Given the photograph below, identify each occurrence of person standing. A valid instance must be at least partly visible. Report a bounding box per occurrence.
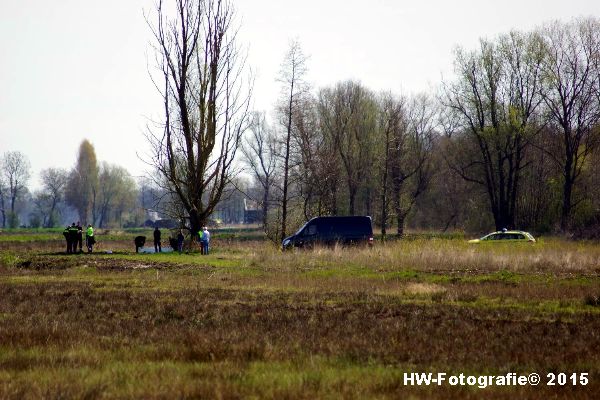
[197,229,204,254]
[153,226,162,253]
[176,230,185,254]
[201,226,210,255]
[76,221,83,253]
[86,224,95,253]
[63,225,71,254]
[68,223,78,254]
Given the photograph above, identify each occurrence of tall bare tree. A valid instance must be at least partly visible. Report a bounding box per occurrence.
[443,31,545,230]
[293,94,340,218]
[377,92,406,238]
[389,94,436,236]
[39,168,68,227]
[539,18,600,231]
[277,39,309,240]
[0,152,31,228]
[241,111,278,229]
[94,163,137,228]
[0,176,6,228]
[319,81,377,215]
[147,0,252,235]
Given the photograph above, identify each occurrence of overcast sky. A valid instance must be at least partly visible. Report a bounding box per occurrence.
[1,0,599,189]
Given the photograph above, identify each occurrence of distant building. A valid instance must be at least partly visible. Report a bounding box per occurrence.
[243,198,262,224]
[144,209,178,228]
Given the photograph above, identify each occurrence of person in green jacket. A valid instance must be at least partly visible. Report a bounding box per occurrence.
[197,229,204,254]
[86,224,95,253]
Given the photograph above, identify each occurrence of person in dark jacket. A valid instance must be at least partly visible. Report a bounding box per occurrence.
[63,226,71,254]
[176,230,184,254]
[153,227,162,253]
[76,221,83,253]
[67,223,78,254]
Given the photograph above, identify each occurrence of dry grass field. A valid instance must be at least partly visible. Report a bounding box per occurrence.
[0,229,599,399]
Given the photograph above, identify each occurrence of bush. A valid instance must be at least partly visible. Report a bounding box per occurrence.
[7,212,19,229]
[29,214,42,229]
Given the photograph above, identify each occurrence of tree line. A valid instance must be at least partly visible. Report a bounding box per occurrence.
[240,18,600,241]
[141,1,599,240]
[0,141,142,229]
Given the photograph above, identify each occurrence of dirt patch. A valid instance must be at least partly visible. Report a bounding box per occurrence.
[13,255,213,272]
[16,257,79,270]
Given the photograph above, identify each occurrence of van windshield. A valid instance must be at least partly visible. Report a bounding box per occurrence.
[295,222,309,236]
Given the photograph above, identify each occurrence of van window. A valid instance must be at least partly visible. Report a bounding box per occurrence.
[304,224,317,236]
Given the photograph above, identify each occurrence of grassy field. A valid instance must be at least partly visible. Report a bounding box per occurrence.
[0,229,599,399]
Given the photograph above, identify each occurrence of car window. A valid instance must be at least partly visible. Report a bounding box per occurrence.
[295,222,309,236]
[302,224,317,236]
[480,232,529,241]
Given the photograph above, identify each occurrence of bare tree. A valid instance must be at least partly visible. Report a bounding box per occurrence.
[146,0,252,235]
[94,163,137,228]
[389,94,436,236]
[293,94,340,218]
[0,177,6,228]
[443,31,545,231]
[539,18,600,231]
[39,168,68,227]
[377,92,406,239]
[277,39,309,240]
[319,81,377,215]
[1,151,31,228]
[241,111,278,229]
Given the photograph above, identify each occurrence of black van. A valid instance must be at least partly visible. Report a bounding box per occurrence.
[282,216,374,250]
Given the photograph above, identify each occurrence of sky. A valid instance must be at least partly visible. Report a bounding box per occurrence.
[1,0,599,190]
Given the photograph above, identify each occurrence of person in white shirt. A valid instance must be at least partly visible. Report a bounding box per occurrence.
[201,226,210,255]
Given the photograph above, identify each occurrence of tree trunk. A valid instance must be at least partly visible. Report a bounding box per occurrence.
[396,212,405,237]
[365,187,372,218]
[0,195,5,228]
[380,191,387,239]
[380,130,390,240]
[47,197,58,228]
[281,79,294,241]
[561,173,573,232]
[348,181,356,215]
[380,169,389,240]
[189,209,203,239]
[281,133,291,240]
[262,179,269,230]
